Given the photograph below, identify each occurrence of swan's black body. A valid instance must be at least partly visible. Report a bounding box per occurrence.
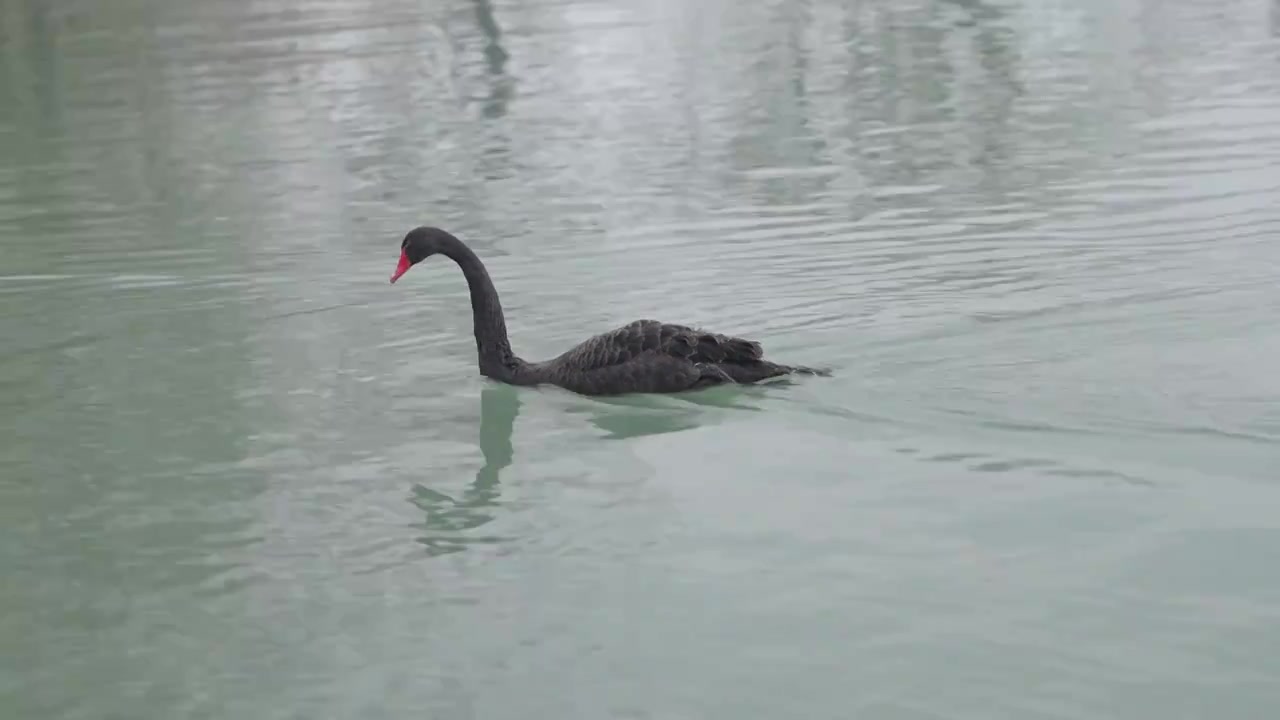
[390,227,828,396]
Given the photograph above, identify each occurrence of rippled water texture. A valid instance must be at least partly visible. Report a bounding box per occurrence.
[3,0,1280,717]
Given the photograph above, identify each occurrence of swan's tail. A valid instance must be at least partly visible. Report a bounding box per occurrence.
[784,364,832,377]
[718,361,831,384]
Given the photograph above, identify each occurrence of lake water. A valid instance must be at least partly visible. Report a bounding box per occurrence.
[3,0,1280,717]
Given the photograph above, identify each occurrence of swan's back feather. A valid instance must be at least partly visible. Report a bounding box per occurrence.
[543,319,762,372]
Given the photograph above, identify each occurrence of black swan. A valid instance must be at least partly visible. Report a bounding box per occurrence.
[389,226,829,396]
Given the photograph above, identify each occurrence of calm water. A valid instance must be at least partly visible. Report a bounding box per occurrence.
[3,0,1280,717]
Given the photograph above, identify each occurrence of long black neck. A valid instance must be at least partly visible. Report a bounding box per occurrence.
[439,236,522,379]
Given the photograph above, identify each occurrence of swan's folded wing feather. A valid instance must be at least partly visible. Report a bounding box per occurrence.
[550,353,706,395]
[659,324,763,364]
[548,319,668,371]
[549,320,764,372]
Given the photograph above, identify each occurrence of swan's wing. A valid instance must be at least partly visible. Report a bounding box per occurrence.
[546,320,671,371]
[550,320,763,372]
[674,327,764,364]
[550,353,708,395]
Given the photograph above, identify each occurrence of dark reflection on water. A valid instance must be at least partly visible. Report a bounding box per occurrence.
[471,0,513,119]
[406,381,794,552]
[573,381,799,440]
[584,402,706,441]
[410,386,517,555]
[408,382,773,552]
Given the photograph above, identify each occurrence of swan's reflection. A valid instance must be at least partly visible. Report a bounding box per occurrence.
[409,383,774,552]
[473,0,513,119]
[411,385,518,555]
[577,384,768,440]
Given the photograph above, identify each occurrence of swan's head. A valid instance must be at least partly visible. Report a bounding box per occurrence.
[390,226,455,284]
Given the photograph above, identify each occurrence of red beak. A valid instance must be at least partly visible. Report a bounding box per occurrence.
[390,250,411,284]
